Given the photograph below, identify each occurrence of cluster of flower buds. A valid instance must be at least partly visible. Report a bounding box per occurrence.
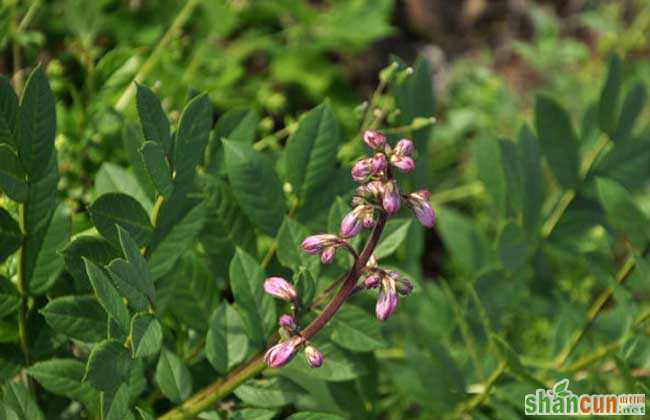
[263,277,324,368]
[362,269,413,321]
[263,129,435,368]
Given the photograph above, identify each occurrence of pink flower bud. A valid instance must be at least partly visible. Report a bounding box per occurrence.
[394,139,414,157]
[264,336,302,368]
[301,234,339,254]
[278,314,297,330]
[340,206,365,238]
[390,155,415,173]
[304,344,324,368]
[382,181,401,215]
[263,277,297,301]
[376,277,398,321]
[371,153,387,173]
[320,246,336,264]
[363,272,381,289]
[407,190,435,227]
[366,181,385,197]
[363,130,386,150]
[351,158,373,182]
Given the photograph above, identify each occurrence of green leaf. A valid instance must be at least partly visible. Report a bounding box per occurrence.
[223,140,287,236]
[2,381,44,420]
[0,279,19,317]
[230,408,278,420]
[96,162,153,212]
[0,208,21,263]
[233,377,302,408]
[496,222,529,272]
[293,268,316,311]
[0,75,18,145]
[229,248,276,346]
[393,58,436,142]
[199,177,256,275]
[436,207,490,276]
[89,192,153,247]
[614,83,647,141]
[206,303,249,373]
[173,93,212,186]
[329,304,387,352]
[374,219,411,259]
[205,108,259,174]
[155,348,192,403]
[148,198,206,280]
[115,226,155,304]
[62,236,121,292]
[534,95,579,188]
[102,384,134,420]
[108,259,150,311]
[122,122,156,200]
[136,407,155,420]
[136,83,171,153]
[16,65,56,180]
[84,258,131,334]
[285,103,339,201]
[40,296,107,342]
[23,152,58,232]
[516,125,545,234]
[140,141,173,198]
[598,54,622,136]
[471,137,507,215]
[129,313,162,358]
[276,217,319,276]
[596,177,648,247]
[28,359,99,412]
[84,339,132,392]
[0,144,27,202]
[24,202,71,294]
[327,197,349,234]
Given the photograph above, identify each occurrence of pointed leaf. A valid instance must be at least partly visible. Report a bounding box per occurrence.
[0,208,21,263]
[40,296,107,342]
[89,192,153,247]
[329,305,387,352]
[84,339,132,392]
[84,258,131,334]
[374,219,411,259]
[2,382,44,420]
[96,162,153,212]
[28,359,99,411]
[136,84,171,153]
[173,93,212,186]
[614,83,647,141]
[223,140,286,236]
[0,75,18,146]
[206,303,248,373]
[598,54,622,136]
[155,348,192,403]
[129,313,162,358]
[140,141,173,198]
[0,144,27,202]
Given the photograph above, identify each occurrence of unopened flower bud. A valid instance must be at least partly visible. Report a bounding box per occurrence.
[371,153,387,173]
[394,139,414,157]
[264,336,302,368]
[362,210,375,228]
[304,344,324,368]
[278,314,297,330]
[263,277,297,301]
[376,277,398,321]
[302,234,338,254]
[363,130,386,150]
[320,246,336,264]
[340,206,370,238]
[351,195,366,207]
[351,158,373,182]
[388,271,413,295]
[407,190,435,227]
[382,181,401,214]
[390,154,415,173]
[367,254,378,268]
[363,272,381,289]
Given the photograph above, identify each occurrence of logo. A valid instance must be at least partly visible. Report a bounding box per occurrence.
[524,379,646,416]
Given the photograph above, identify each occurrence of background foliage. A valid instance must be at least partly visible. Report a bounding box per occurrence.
[0,0,649,419]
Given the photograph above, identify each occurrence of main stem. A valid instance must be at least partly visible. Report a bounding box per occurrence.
[158,214,387,419]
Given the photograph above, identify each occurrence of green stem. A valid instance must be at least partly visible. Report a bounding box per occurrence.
[115,0,201,112]
[453,361,506,417]
[429,182,484,206]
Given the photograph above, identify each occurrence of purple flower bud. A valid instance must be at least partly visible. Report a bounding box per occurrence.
[340,206,365,238]
[407,190,435,227]
[376,278,398,321]
[371,153,387,173]
[390,155,415,173]
[320,246,336,264]
[301,234,339,254]
[363,272,381,289]
[394,139,414,157]
[367,181,385,197]
[363,130,386,150]
[382,181,401,215]
[388,271,413,295]
[278,314,297,330]
[362,210,375,228]
[351,158,373,182]
[264,277,297,301]
[304,344,324,368]
[264,336,302,368]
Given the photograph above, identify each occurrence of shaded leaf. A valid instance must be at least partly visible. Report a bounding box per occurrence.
[84,258,131,334]
[0,144,27,202]
[84,339,132,392]
[40,296,106,342]
[0,208,21,263]
[173,93,212,187]
[155,348,192,403]
[96,162,153,212]
[28,359,99,412]
[141,141,173,198]
[374,219,411,259]
[329,304,387,352]
[129,313,162,358]
[89,192,153,247]
[0,75,18,145]
[136,84,171,153]
[206,303,248,373]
